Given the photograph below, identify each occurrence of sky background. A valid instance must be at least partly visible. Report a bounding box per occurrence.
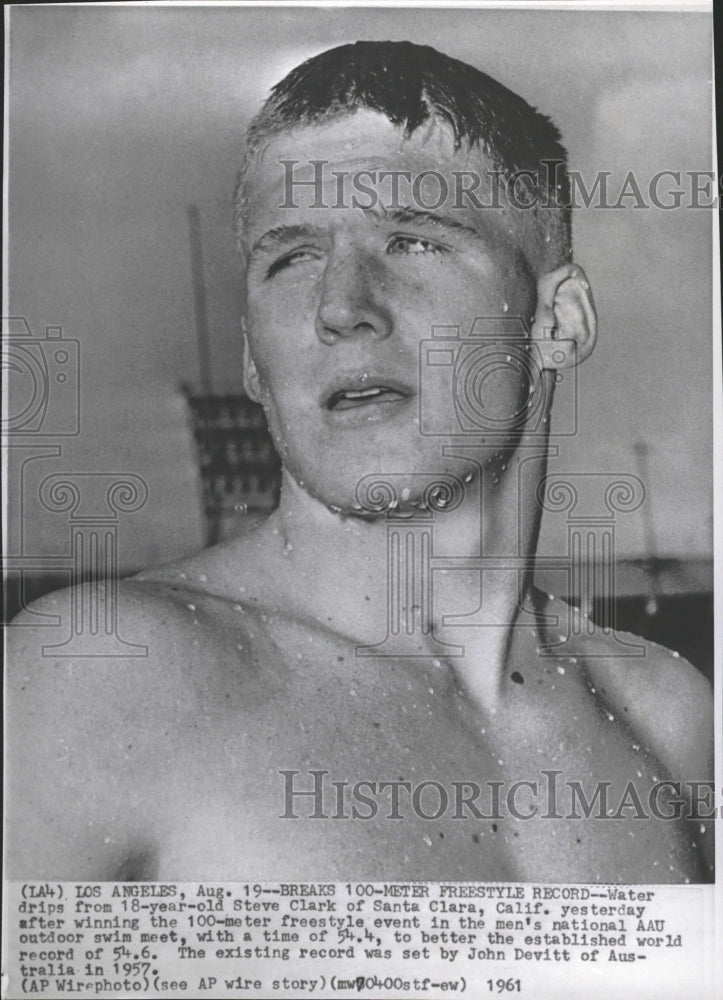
[7,5,714,571]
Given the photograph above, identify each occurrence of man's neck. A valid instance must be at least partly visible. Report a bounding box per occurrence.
[255,444,549,708]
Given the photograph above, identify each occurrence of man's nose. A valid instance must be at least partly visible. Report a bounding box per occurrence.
[315,250,392,345]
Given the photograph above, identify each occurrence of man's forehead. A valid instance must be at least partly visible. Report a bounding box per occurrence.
[245,109,494,185]
[238,108,549,274]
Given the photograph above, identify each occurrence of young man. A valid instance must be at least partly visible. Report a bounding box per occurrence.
[7,42,713,883]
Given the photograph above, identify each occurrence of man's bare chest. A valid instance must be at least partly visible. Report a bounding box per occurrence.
[127,613,702,885]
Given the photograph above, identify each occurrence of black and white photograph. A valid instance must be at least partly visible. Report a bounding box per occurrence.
[2,2,719,997]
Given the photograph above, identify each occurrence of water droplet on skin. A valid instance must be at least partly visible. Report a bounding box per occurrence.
[606,712,615,722]
[544,232,552,243]
[501,302,509,313]
[198,574,207,582]
[505,354,512,363]
[671,650,680,658]
[232,603,242,612]
[234,502,248,514]
[186,603,196,612]
[463,472,473,483]
[700,824,706,834]
[179,572,187,580]
[432,658,441,668]
[557,665,565,675]
[401,488,410,501]
[422,834,433,847]
[632,743,640,752]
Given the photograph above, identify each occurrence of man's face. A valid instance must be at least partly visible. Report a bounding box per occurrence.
[242,111,541,513]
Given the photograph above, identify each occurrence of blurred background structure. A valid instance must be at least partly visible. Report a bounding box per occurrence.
[5,7,714,680]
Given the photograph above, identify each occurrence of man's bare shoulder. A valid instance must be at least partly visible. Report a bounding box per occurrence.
[9,574,205,674]
[579,619,713,785]
[4,569,255,878]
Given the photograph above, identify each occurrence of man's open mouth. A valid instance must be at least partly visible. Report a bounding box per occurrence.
[326,385,409,411]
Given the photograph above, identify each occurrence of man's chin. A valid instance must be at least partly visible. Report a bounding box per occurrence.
[282,464,476,519]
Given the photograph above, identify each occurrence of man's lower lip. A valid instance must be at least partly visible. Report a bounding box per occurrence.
[324,396,414,425]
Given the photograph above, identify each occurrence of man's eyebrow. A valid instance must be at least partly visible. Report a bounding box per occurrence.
[247,207,486,263]
[371,205,486,244]
[248,224,325,262]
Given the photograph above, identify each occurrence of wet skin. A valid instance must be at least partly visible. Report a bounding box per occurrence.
[6,555,713,883]
[6,114,714,883]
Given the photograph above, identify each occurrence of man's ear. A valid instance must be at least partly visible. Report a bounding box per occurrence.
[242,335,262,402]
[531,263,597,370]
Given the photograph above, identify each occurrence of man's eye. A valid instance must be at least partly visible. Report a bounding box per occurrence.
[266,248,321,279]
[387,235,446,256]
